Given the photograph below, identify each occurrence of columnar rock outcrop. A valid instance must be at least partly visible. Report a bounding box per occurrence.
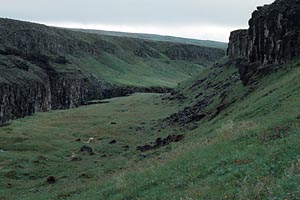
[227,30,248,59]
[228,0,300,64]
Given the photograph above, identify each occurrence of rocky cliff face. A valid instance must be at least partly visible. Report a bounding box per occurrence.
[227,0,300,84]
[227,30,249,59]
[228,0,300,64]
[248,0,300,64]
[0,66,129,126]
[0,66,171,126]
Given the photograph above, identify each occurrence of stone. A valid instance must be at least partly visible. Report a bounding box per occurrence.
[109,140,117,144]
[69,153,82,161]
[46,176,56,184]
[80,145,94,155]
[227,30,249,59]
[136,134,185,152]
[228,0,300,64]
[227,0,300,85]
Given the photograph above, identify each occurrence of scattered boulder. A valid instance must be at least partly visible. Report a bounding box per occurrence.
[109,140,117,144]
[110,122,117,125]
[80,145,94,155]
[46,176,56,184]
[135,127,145,131]
[122,145,130,151]
[137,134,185,152]
[68,153,81,161]
[137,145,153,152]
[75,138,81,142]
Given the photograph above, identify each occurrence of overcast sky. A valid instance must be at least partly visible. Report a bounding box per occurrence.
[0,0,274,42]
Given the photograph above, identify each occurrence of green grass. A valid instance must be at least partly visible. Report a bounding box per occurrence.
[1,62,300,199]
[0,93,182,200]
[71,53,203,88]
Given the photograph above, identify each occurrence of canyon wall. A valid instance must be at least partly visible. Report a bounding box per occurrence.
[228,0,300,64]
[1,18,197,126]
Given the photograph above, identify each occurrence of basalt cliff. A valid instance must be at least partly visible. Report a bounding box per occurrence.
[167,0,300,127]
[227,0,300,85]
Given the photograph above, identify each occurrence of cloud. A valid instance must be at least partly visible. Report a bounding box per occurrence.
[0,0,275,41]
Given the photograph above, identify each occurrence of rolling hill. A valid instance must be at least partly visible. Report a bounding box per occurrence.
[71,28,228,50]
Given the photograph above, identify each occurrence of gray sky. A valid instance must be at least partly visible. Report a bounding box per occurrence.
[0,0,274,42]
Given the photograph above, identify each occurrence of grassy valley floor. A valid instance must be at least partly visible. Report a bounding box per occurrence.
[0,93,183,200]
[1,62,300,199]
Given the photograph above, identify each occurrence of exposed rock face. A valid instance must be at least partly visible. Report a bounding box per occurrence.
[0,70,173,126]
[228,0,300,64]
[227,0,300,85]
[248,0,300,64]
[227,30,249,59]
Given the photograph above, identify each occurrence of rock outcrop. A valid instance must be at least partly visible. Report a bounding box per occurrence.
[228,0,300,64]
[227,0,300,85]
[227,30,248,59]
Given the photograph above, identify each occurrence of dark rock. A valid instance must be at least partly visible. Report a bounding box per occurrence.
[110,122,117,125]
[80,145,94,155]
[228,0,300,83]
[122,145,130,151]
[75,138,81,142]
[136,134,185,152]
[135,127,145,131]
[136,145,153,152]
[69,154,82,161]
[109,140,117,144]
[46,176,55,184]
[227,29,249,59]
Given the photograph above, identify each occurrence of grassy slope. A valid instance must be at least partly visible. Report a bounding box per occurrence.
[76,62,300,200]
[71,28,228,50]
[1,61,300,199]
[71,52,203,88]
[64,30,208,87]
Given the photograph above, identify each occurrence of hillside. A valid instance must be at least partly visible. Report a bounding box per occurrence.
[0,18,225,126]
[71,28,228,50]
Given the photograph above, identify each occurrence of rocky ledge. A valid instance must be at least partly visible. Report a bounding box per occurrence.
[227,0,300,85]
[228,0,300,64]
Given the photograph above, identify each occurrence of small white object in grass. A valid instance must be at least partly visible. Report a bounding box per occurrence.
[86,137,95,144]
[0,149,5,153]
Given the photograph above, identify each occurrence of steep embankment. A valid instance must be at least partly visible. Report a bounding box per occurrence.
[0,18,225,126]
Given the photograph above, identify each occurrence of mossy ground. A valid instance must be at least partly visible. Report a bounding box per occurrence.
[1,62,300,199]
